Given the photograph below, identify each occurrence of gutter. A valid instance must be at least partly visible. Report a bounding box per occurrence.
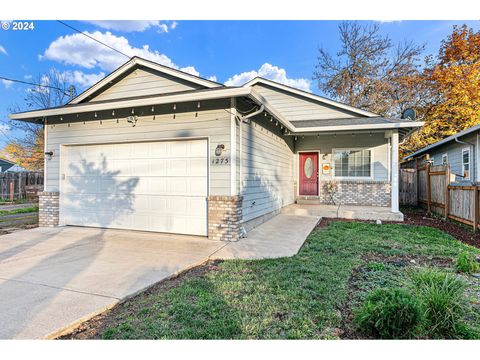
[454,137,474,147]
[10,87,252,120]
[239,104,265,123]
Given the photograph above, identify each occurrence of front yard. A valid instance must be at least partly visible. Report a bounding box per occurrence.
[62,219,480,340]
[0,204,38,234]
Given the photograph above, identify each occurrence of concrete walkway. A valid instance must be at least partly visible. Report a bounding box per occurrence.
[0,209,320,339]
[0,227,224,339]
[211,211,321,260]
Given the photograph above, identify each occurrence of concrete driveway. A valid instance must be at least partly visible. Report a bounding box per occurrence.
[0,226,225,339]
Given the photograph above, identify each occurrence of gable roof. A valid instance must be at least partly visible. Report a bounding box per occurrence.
[243,77,380,118]
[69,56,223,105]
[404,123,480,160]
[9,57,423,137]
[0,158,15,165]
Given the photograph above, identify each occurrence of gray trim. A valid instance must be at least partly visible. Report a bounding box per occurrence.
[405,124,480,160]
[291,117,405,128]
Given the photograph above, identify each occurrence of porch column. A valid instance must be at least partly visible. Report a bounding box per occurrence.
[391,131,399,212]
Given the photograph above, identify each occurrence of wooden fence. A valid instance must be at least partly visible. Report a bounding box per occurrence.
[400,163,480,231]
[0,172,44,201]
[399,168,417,205]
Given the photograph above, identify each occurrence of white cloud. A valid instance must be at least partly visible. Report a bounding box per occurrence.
[179,66,199,77]
[63,70,106,88]
[24,74,33,80]
[157,24,169,34]
[0,45,7,55]
[1,79,13,89]
[170,21,178,30]
[84,21,171,33]
[375,20,402,23]
[0,123,10,135]
[41,31,201,76]
[225,63,311,92]
[207,75,217,82]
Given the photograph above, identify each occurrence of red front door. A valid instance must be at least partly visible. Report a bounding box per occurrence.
[299,152,318,196]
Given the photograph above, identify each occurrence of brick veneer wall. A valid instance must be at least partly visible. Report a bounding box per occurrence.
[320,181,391,207]
[208,195,243,241]
[38,191,60,227]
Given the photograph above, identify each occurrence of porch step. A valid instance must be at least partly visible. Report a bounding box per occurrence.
[296,199,321,205]
[282,204,404,222]
[296,196,321,205]
[282,204,338,217]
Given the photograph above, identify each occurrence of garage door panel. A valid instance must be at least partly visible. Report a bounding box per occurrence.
[62,139,208,236]
[149,159,167,176]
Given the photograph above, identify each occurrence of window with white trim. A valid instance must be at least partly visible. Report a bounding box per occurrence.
[462,148,470,179]
[333,149,372,178]
[442,154,448,165]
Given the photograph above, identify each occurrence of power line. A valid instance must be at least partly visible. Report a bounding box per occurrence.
[57,20,131,59]
[0,76,69,94]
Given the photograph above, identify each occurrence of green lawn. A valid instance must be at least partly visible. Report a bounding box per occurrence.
[0,206,38,216]
[74,222,480,340]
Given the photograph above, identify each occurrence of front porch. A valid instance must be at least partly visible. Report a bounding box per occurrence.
[282,203,404,222]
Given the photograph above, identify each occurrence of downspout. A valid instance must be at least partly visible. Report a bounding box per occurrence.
[237,104,265,195]
[455,137,475,182]
[43,118,47,192]
[236,104,265,238]
[240,104,265,123]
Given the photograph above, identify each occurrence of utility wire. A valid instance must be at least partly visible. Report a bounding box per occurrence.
[57,20,131,59]
[0,76,69,94]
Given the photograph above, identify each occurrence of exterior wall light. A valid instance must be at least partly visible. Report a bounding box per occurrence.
[215,144,225,156]
[45,151,53,160]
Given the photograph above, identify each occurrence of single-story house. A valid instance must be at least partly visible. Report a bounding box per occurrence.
[10,56,423,240]
[0,158,16,172]
[404,124,480,184]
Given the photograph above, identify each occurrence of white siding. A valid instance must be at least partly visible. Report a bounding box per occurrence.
[295,133,390,182]
[46,109,231,196]
[90,68,203,102]
[239,116,295,223]
[253,84,358,122]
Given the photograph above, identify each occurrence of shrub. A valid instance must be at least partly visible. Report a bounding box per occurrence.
[455,251,480,274]
[355,287,423,339]
[409,268,468,338]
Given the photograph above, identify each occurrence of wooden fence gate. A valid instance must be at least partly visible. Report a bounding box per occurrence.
[401,163,480,231]
[399,168,417,205]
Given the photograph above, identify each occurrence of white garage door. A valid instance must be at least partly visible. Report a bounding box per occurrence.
[61,139,208,236]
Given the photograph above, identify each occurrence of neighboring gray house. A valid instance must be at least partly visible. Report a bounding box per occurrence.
[404,124,480,184]
[0,158,15,172]
[10,56,422,240]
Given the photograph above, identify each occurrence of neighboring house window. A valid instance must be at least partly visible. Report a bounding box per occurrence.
[462,148,470,179]
[442,154,448,165]
[333,148,372,178]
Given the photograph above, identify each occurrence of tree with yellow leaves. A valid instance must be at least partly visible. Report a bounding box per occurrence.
[1,69,74,170]
[402,25,480,155]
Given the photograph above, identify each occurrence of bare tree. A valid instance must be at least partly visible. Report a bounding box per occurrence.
[314,21,425,117]
[1,69,75,170]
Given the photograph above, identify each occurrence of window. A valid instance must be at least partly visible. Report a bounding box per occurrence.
[442,154,448,165]
[333,149,372,178]
[462,148,470,179]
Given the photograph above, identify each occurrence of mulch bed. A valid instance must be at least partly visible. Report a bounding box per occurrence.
[317,207,480,249]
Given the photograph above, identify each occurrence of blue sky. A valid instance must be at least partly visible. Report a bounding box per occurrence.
[0,20,479,147]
